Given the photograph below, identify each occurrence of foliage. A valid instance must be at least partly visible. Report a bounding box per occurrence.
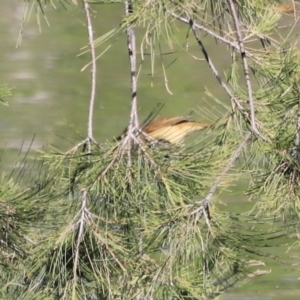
[1,0,300,299]
[0,164,46,299]
[3,137,272,299]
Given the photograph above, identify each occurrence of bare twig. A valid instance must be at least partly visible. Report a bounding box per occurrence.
[292,86,300,158]
[158,42,173,95]
[65,139,88,155]
[167,10,255,60]
[294,108,300,152]
[227,0,268,142]
[64,1,99,155]
[295,110,300,147]
[83,0,98,152]
[120,0,140,177]
[97,150,121,179]
[125,0,139,138]
[188,16,246,114]
[191,131,252,219]
[72,189,88,299]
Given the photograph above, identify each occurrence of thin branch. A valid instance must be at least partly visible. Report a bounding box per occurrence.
[188,16,246,114]
[227,0,268,142]
[121,0,140,176]
[65,1,99,154]
[221,1,278,51]
[83,0,98,151]
[72,189,88,299]
[97,150,121,179]
[292,85,300,158]
[158,42,173,95]
[65,139,88,155]
[125,0,139,136]
[294,107,300,152]
[191,131,252,219]
[167,10,255,60]
[239,20,278,51]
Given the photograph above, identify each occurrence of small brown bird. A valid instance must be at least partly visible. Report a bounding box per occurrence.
[275,4,295,14]
[118,116,210,145]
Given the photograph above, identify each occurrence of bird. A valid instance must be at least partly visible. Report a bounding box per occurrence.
[118,116,211,145]
[275,4,295,14]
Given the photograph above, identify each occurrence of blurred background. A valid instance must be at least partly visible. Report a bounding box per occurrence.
[0,2,228,156]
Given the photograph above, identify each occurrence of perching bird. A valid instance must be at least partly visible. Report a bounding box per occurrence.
[118,116,210,145]
[275,4,295,14]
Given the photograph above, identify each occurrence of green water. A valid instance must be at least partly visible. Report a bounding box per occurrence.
[0,1,299,299]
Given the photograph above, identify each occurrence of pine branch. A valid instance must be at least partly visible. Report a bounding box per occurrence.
[72,189,88,299]
[227,0,268,142]
[124,0,139,138]
[191,131,252,219]
[294,110,300,149]
[188,16,247,114]
[292,87,300,158]
[167,10,256,61]
[83,0,98,151]
[65,1,99,154]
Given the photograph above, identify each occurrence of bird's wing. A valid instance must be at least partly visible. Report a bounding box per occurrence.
[145,120,211,144]
[143,117,190,133]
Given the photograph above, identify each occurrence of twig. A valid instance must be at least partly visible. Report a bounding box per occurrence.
[65,139,88,155]
[72,189,88,299]
[292,86,300,158]
[122,0,140,176]
[227,0,268,142]
[294,108,300,154]
[83,0,98,152]
[125,0,139,138]
[97,149,121,179]
[158,42,173,95]
[188,16,246,114]
[239,19,278,50]
[64,1,99,155]
[191,131,252,219]
[221,1,278,51]
[167,10,255,60]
